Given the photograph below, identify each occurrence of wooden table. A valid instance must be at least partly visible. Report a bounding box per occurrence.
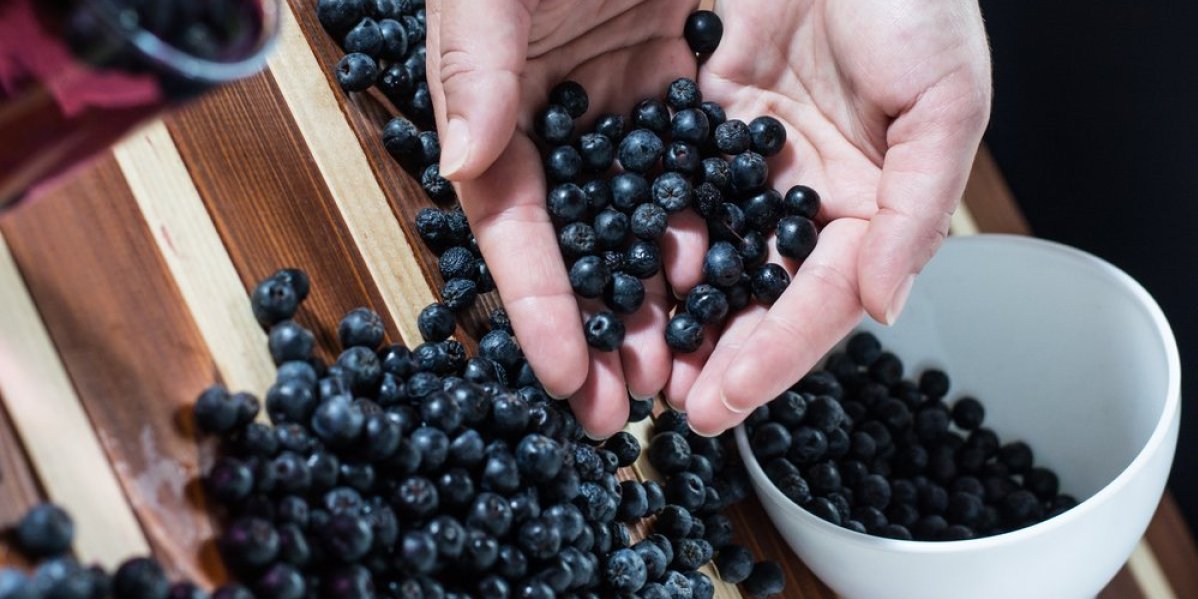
[1,1,1195,597]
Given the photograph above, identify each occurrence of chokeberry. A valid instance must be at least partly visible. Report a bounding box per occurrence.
[584,311,625,351]
[684,10,724,55]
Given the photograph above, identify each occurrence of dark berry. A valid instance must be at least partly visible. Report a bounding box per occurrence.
[610,172,650,211]
[594,113,627,141]
[440,278,479,312]
[378,18,408,59]
[605,272,646,314]
[594,208,630,248]
[999,441,1034,473]
[421,164,454,201]
[549,80,589,118]
[15,504,74,559]
[582,178,613,211]
[789,426,828,464]
[535,105,574,145]
[714,119,750,155]
[632,99,671,135]
[631,203,668,240]
[112,558,169,599]
[730,151,768,192]
[684,10,723,54]
[558,222,596,257]
[671,109,709,148]
[663,141,702,175]
[616,481,649,522]
[952,397,986,430]
[335,52,377,92]
[318,0,366,35]
[337,307,384,349]
[569,255,611,299]
[775,215,818,261]
[624,241,662,279]
[750,263,790,305]
[647,432,692,474]
[686,284,729,325]
[251,273,301,328]
[545,145,582,183]
[1024,467,1060,501]
[700,160,731,195]
[194,385,240,435]
[748,116,786,157]
[618,129,665,173]
[652,171,692,213]
[579,133,614,172]
[584,311,625,351]
[665,313,704,353]
[703,242,743,287]
[343,17,383,57]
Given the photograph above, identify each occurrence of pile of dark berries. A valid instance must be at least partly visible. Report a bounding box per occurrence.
[212,267,783,597]
[745,331,1077,542]
[531,72,821,353]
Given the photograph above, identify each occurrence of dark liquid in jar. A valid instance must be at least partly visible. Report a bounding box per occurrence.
[0,0,266,207]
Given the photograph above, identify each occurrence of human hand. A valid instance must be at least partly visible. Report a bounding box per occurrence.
[425,0,705,437]
[672,0,993,435]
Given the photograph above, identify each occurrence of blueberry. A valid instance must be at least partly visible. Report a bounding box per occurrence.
[730,151,768,192]
[535,105,574,145]
[652,172,692,213]
[568,255,611,299]
[421,163,454,201]
[630,202,668,241]
[952,397,986,430]
[584,311,625,351]
[775,215,819,260]
[558,222,596,257]
[610,172,651,211]
[714,119,750,155]
[343,17,383,57]
[383,116,421,162]
[545,145,582,183]
[579,133,614,172]
[194,385,241,435]
[221,517,279,568]
[206,457,254,503]
[684,10,723,54]
[748,116,786,157]
[517,518,562,561]
[665,313,704,353]
[604,548,648,592]
[547,183,588,223]
[750,263,791,305]
[616,480,649,522]
[713,544,753,584]
[647,432,692,475]
[742,189,782,231]
[701,158,731,194]
[593,208,630,248]
[548,80,589,118]
[604,272,646,314]
[684,284,728,325]
[318,0,366,35]
[632,99,671,135]
[335,52,377,92]
[624,241,662,279]
[311,395,365,445]
[594,113,627,141]
[618,129,665,173]
[670,537,713,571]
[440,278,479,312]
[378,18,408,59]
[335,307,383,349]
[703,241,744,287]
[251,273,301,329]
[671,108,709,146]
[15,503,74,559]
[582,178,613,212]
[663,141,702,175]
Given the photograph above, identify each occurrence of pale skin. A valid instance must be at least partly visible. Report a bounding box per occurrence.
[426,0,992,438]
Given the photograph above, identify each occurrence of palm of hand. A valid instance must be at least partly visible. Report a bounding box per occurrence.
[675,0,991,433]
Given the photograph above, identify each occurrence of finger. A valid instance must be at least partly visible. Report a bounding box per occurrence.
[719,219,869,415]
[619,274,672,401]
[458,135,589,399]
[663,322,717,411]
[858,81,990,324]
[659,210,708,299]
[683,303,769,436]
[570,348,632,440]
[427,0,529,180]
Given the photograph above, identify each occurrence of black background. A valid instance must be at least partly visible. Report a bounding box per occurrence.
[979,0,1197,531]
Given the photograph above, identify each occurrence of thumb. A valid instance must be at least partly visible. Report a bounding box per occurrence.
[427,0,530,181]
[858,82,990,324]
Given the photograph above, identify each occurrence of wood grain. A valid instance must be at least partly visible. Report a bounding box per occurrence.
[1145,494,1198,599]
[0,157,219,581]
[0,394,42,569]
[962,145,1031,235]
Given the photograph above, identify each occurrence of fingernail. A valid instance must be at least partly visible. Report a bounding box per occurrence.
[439,118,470,179]
[884,274,916,326]
[582,429,612,442]
[630,392,657,402]
[546,390,569,401]
[687,422,721,438]
[719,389,750,414]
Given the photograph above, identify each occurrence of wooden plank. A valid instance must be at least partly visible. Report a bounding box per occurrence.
[1127,541,1178,599]
[114,121,276,396]
[284,0,503,342]
[0,222,150,570]
[961,145,1031,235]
[0,157,221,582]
[265,4,441,345]
[1144,494,1198,599]
[0,395,43,569]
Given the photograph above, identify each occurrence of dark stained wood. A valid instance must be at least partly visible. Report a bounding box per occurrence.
[1098,567,1147,599]
[0,156,223,584]
[962,145,1032,235]
[285,0,504,342]
[0,394,42,569]
[1145,493,1198,599]
[166,72,407,359]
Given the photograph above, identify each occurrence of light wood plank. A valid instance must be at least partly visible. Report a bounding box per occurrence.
[0,233,150,568]
[1128,540,1178,599]
[264,5,435,345]
[114,122,276,396]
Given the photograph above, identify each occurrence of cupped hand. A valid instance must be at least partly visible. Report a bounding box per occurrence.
[673,0,992,435]
[425,0,704,437]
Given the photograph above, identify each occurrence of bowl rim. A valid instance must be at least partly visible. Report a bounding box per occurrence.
[735,233,1181,553]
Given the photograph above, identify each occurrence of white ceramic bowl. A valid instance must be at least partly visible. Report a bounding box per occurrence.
[735,234,1180,599]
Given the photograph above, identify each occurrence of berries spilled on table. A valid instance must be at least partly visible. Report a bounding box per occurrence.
[745,331,1077,541]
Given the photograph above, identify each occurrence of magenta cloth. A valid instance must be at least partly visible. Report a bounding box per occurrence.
[0,0,162,115]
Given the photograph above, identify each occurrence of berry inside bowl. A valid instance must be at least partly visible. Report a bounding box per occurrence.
[735,234,1180,599]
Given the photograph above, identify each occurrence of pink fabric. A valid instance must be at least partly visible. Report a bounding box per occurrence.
[0,0,161,115]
